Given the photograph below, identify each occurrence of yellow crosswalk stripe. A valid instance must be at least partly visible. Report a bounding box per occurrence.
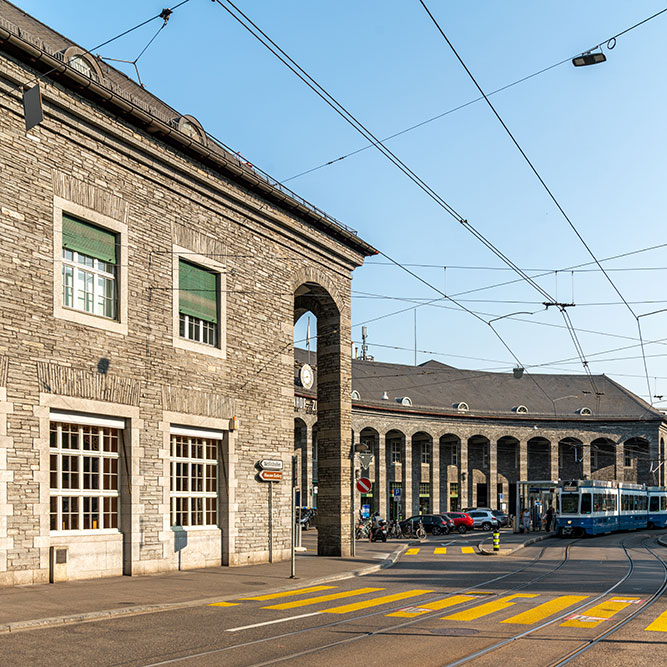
[239,585,337,601]
[561,597,641,628]
[208,601,239,607]
[323,589,434,614]
[405,548,420,555]
[387,594,478,618]
[645,606,667,632]
[502,596,589,625]
[262,587,384,610]
[434,547,447,555]
[443,594,539,621]
[461,547,475,554]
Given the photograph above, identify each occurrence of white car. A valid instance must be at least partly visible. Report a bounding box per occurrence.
[466,510,500,531]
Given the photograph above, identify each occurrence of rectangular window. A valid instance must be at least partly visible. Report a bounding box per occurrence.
[624,447,632,468]
[581,492,592,515]
[419,482,430,497]
[449,482,459,498]
[451,447,458,466]
[179,260,218,346]
[62,214,117,320]
[170,434,218,527]
[390,441,402,463]
[49,420,121,532]
[421,444,431,464]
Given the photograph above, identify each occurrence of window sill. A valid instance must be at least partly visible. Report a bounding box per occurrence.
[50,529,122,537]
[173,335,225,359]
[54,303,128,336]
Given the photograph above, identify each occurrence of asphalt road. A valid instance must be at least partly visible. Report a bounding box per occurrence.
[1,530,666,667]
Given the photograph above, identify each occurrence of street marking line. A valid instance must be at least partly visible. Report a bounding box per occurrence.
[239,585,336,601]
[502,596,589,625]
[561,597,640,628]
[434,548,447,555]
[208,601,239,607]
[461,547,475,554]
[405,548,420,555]
[443,594,539,621]
[262,587,384,610]
[226,611,321,632]
[322,589,434,614]
[645,606,667,632]
[387,595,478,618]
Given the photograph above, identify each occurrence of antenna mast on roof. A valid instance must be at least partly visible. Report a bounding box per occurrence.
[361,326,369,361]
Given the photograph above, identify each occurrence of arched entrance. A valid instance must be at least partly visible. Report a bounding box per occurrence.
[412,432,434,514]
[590,438,616,480]
[559,437,583,480]
[440,434,461,511]
[623,437,650,484]
[527,437,551,481]
[468,435,490,508]
[497,436,519,512]
[295,281,350,557]
[359,427,380,514]
[386,429,406,520]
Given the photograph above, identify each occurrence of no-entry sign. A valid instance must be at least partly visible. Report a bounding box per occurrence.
[356,477,371,494]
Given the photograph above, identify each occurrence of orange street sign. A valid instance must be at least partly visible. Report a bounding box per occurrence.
[259,470,282,482]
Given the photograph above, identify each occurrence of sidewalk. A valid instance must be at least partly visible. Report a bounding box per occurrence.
[477,528,556,555]
[0,532,405,634]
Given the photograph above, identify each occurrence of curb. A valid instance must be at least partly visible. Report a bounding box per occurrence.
[0,543,408,635]
[478,532,555,556]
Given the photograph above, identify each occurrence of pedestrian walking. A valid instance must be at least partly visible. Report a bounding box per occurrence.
[521,507,531,533]
[545,506,554,532]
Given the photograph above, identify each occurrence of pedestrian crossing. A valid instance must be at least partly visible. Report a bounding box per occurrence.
[404,546,477,556]
[211,584,667,634]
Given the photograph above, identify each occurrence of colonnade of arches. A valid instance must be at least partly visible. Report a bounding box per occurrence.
[294,419,656,519]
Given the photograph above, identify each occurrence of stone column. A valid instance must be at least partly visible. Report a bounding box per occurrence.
[431,439,440,513]
[550,441,559,481]
[489,440,498,509]
[377,434,387,518]
[519,440,528,482]
[615,441,624,484]
[459,438,469,509]
[403,435,413,519]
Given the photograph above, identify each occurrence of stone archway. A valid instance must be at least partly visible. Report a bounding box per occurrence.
[295,281,350,557]
[468,435,490,508]
[439,433,461,510]
[559,437,583,481]
[623,437,650,484]
[590,438,616,481]
[359,427,380,514]
[527,437,551,481]
[386,429,406,520]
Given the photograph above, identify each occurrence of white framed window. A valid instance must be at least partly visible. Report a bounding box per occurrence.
[390,440,402,463]
[451,447,458,466]
[172,247,226,359]
[170,431,219,527]
[53,199,128,335]
[49,417,123,533]
[421,443,431,464]
[624,447,632,468]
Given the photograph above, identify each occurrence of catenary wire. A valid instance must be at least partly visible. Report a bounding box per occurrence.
[281,6,667,184]
[418,0,660,402]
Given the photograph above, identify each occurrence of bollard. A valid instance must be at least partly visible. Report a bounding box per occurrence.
[493,529,500,553]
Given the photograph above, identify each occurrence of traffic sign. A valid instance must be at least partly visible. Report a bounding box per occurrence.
[258,459,283,471]
[358,453,374,469]
[259,470,282,482]
[393,487,402,497]
[356,477,371,494]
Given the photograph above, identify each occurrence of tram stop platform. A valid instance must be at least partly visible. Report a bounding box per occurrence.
[477,528,556,555]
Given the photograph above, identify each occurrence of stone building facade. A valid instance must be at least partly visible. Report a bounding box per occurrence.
[295,354,667,519]
[0,2,374,585]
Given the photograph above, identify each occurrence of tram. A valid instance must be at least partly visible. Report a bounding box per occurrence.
[648,486,667,528]
[555,480,663,536]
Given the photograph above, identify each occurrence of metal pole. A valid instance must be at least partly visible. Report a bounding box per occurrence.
[351,460,356,558]
[290,455,297,578]
[268,480,273,563]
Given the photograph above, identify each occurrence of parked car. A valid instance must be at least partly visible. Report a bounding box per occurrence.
[490,510,509,527]
[400,514,453,536]
[442,512,474,534]
[466,510,500,531]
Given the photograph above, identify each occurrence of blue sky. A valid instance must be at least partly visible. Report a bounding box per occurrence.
[13,1,667,403]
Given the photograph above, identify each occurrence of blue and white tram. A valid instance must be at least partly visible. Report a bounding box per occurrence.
[556,480,649,536]
[648,486,667,529]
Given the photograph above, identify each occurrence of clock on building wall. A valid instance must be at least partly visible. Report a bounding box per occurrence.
[300,364,314,390]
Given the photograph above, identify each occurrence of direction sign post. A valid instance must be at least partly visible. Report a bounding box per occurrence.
[259,470,282,482]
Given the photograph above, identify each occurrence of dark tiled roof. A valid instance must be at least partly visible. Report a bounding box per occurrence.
[0,1,376,258]
[295,349,663,420]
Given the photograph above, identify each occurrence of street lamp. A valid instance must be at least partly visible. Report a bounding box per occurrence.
[572,52,606,67]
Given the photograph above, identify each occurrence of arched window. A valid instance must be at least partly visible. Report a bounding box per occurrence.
[396,396,412,406]
[453,402,469,412]
[578,407,592,416]
[513,405,528,414]
[351,390,360,400]
[62,47,103,81]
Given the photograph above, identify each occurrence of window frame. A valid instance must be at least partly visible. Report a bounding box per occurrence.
[53,197,128,335]
[172,245,226,359]
[420,442,431,464]
[390,440,402,464]
[49,418,123,535]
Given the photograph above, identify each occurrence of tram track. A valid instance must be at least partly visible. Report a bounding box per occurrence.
[138,537,575,666]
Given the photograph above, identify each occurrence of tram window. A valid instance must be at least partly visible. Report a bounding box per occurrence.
[560,493,579,514]
[581,493,592,514]
[593,493,602,512]
[661,497,667,511]
[650,497,659,512]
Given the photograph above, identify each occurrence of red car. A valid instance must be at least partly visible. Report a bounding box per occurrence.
[442,512,474,534]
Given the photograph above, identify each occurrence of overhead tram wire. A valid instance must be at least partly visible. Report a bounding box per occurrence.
[280,6,667,185]
[211,0,602,404]
[418,0,661,403]
[0,0,192,104]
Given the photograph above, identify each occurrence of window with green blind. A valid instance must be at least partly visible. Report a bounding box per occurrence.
[61,214,117,320]
[179,259,219,346]
[62,214,117,264]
